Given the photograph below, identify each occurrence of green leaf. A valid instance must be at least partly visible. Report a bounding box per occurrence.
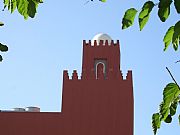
[163,83,180,106]
[138,1,155,31]
[122,8,138,29]
[158,0,172,22]
[17,0,29,19]
[3,0,17,13]
[27,0,37,18]
[170,101,178,116]
[32,0,43,3]
[0,43,8,52]
[3,0,42,19]
[164,114,172,123]
[3,0,9,8]
[100,0,106,2]
[159,102,169,120]
[3,0,9,11]
[4,0,9,5]
[152,113,161,135]
[172,21,180,51]
[0,22,4,26]
[174,0,180,13]
[11,0,17,13]
[163,26,174,51]
[179,115,180,125]
[0,55,3,62]
[160,83,180,120]
[8,0,11,10]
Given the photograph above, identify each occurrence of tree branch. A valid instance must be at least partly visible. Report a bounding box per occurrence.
[166,67,180,89]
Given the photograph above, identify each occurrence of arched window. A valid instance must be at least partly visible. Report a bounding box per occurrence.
[96,62,105,79]
[94,59,107,79]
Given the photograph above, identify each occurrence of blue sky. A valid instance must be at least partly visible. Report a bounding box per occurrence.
[0,0,180,135]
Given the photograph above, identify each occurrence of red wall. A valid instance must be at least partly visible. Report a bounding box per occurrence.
[0,40,133,135]
[0,112,64,135]
[62,71,133,135]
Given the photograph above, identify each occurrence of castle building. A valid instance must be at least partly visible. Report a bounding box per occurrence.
[0,33,133,135]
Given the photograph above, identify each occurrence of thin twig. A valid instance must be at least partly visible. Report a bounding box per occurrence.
[84,1,90,5]
[166,67,179,88]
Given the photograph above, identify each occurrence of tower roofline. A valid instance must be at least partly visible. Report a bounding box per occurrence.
[83,40,120,47]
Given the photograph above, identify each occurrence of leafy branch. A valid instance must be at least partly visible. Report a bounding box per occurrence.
[121,0,180,134]
[0,0,43,62]
[3,0,43,19]
[152,67,180,135]
[122,0,180,51]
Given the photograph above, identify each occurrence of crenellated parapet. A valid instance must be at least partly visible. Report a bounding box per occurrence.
[63,70,131,81]
[63,70,80,80]
[83,40,119,47]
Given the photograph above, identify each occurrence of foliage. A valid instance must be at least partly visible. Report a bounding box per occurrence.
[152,82,180,134]
[158,0,172,22]
[138,1,155,31]
[100,0,106,2]
[0,22,4,26]
[3,0,43,19]
[0,0,43,62]
[122,0,180,51]
[120,0,180,134]
[152,113,161,135]
[0,42,8,62]
[122,8,138,29]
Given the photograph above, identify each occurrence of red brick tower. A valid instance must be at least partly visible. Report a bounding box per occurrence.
[62,33,134,135]
[0,33,133,135]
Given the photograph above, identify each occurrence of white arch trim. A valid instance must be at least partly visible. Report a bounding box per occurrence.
[95,62,106,79]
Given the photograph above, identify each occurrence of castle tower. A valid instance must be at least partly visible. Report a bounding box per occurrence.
[62,33,134,135]
[0,33,133,135]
